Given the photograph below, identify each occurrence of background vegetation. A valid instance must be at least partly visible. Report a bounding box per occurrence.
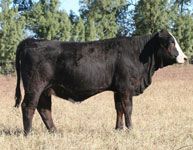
[0,0,193,73]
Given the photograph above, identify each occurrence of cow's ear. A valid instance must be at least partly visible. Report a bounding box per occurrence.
[158,29,168,38]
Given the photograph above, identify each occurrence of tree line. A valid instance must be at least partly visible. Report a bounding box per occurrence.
[0,0,193,74]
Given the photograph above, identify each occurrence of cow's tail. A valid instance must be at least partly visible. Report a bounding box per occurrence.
[15,43,22,108]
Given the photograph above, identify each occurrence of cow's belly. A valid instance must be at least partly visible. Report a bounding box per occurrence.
[48,84,107,102]
[53,58,114,101]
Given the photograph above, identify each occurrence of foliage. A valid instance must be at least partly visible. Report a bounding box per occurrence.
[172,13,193,56]
[71,17,85,42]
[85,16,96,41]
[13,0,33,11]
[173,0,192,13]
[79,0,129,40]
[133,0,170,35]
[0,0,25,74]
[26,0,71,40]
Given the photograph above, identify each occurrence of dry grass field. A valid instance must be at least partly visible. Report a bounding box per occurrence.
[0,64,193,150]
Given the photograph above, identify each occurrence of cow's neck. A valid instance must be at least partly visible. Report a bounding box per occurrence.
[138,53,156,94]
[145,53,156,84]
[135,34,159,95]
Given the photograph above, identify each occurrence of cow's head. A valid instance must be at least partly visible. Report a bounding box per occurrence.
[156,29,187,67]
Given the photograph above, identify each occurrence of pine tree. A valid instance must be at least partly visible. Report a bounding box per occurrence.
[133,0,170,35]
[13,0,33,11]
[71,17,85,42]
[85,17,97,41]
[172,13,193,56]
[69,10,79,24]
[174,0,192,13]
[80,0,128,40]
[115,0,137,36]
[0,0,25,73]
[59,11,72,41]
[26,0,71,40]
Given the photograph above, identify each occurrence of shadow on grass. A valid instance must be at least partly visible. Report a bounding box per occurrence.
[0,126,23,136]
[0,125,63,137]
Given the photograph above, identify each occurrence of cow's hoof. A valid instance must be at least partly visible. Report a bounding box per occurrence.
[48,127,57,133]
[115,126,124,130]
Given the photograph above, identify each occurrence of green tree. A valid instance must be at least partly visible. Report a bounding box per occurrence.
[80,0,128,40]
[0,0,25,73]
[59,12,72,41]
[85,17,97,41]
[69,10,79,24]
[26,0,71,40]
[173,0,192,13]
[13,0,33,11]
[172,13,193,56]
[71,17,85,42]
[115,0,137,36]
[133,0,170,35]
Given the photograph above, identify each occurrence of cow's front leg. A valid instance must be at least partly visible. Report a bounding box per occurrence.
[114,92,133,130]
[114,93,124,129]
[122,94,133,129]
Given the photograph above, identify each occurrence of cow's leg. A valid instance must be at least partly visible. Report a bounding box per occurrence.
[114,92,124,129]
[37,93,56,133]
[123,94,133,129]
[114,92,133,130]
[21,91,42,135]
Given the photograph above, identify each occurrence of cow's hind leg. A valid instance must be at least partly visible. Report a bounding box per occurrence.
[21,91,42,135]
[114,92,133,130]
[37,93,56,133]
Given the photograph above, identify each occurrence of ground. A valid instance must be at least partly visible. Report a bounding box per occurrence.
[0,64,193,150]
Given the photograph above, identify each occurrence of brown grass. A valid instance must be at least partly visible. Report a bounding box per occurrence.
[1,64,193,150]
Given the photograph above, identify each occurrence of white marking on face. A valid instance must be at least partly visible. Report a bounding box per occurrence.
[169,32,187,63]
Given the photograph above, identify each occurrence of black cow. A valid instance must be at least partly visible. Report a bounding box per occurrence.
[15,29,187,135]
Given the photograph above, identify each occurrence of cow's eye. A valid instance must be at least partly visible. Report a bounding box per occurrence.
[163,43,169,47]
[170,40,175,45]
[170,42,175,47]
